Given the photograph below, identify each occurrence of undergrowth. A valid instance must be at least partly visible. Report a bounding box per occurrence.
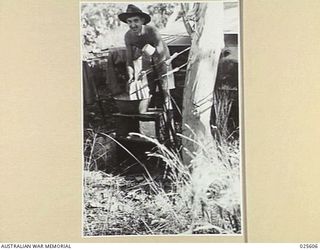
[83,129,241,235]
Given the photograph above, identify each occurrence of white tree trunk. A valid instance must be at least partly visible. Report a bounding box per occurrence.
[182,2,225,164]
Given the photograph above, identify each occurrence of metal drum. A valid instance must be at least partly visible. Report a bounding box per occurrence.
[114,94,151,114]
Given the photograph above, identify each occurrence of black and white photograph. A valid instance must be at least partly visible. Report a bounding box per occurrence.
[81,1,242,236]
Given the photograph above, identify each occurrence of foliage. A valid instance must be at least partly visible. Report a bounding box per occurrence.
[81,3,127,59]
[81,3,177,59]
[83,129,117,172]
[81,3,124,45]
[146,3,176,29]
[83,131,241,235]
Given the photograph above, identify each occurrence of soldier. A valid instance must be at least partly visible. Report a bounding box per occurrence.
[118,4,175,116]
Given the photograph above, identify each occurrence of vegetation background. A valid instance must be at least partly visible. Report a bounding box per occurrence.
[81,3,176,58]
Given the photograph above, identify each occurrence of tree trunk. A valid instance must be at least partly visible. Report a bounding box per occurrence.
[182,2,225,164]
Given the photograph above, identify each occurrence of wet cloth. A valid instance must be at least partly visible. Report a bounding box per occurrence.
[124,25,175,94]
[128,56,150,100]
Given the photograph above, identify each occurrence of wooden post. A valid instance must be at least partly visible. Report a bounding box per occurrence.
[182,2,225,164]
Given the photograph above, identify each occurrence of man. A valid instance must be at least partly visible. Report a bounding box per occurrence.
[118,4,175,113]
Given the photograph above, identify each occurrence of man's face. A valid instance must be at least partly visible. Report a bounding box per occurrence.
[126,16,145,34]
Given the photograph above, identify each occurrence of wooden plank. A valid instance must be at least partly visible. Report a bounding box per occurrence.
[112,111,164,120]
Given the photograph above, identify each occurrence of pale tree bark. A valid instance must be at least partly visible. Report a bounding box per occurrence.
[180,3,194,36]
[182,2,225,164]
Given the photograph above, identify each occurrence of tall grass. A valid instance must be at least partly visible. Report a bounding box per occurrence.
[83,129,117,172]
[213,88,239,140]
[83,127,241,235]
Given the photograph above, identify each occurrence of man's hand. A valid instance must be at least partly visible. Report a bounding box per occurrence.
[137,71,146,81]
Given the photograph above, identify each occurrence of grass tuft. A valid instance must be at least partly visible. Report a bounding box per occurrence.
[83,127,241,235]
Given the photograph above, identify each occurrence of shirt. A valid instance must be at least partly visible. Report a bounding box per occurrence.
[124,24,175,93]
[124,25,171,68]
